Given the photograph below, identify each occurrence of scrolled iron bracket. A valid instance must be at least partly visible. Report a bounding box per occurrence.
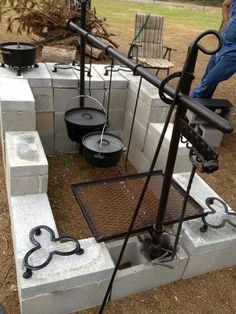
[23,225,84,279]
[179,119,219,173]
[200,197,236,232]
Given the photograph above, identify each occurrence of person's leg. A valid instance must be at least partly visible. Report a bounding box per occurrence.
[0,305,6,314]
[191,55,236,98]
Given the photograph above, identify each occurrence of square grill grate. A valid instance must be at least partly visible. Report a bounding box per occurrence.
[71,171,206,242]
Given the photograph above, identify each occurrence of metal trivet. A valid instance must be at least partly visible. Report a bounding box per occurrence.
[71,171,207,242]
[52,60,91,76]
[200,197,236,232]
[1,63,39,76]
[23,225,84,278]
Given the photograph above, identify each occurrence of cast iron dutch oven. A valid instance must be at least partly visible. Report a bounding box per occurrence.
[64,95,107,143]
[82,132,125,168]
[0,42,37,67]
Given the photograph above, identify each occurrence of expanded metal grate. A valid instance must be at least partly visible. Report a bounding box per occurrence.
[71,171,206,242]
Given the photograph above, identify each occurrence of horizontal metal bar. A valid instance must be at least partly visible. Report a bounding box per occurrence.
[67,20,233,134]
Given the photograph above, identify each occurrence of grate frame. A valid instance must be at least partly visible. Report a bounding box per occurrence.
[71,171,207,242]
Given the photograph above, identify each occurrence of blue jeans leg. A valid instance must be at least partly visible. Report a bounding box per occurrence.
[191,55,236,98]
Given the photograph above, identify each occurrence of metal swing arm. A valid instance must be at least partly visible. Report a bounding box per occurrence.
[67,19,232,134]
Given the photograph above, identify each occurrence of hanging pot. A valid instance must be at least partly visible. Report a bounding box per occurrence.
[82,132,125,168]
[0,42,37,67]
[64,95,107,143]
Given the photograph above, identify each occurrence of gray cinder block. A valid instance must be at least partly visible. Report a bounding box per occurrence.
[93,64,129,89]
[5,131,48,196]
[45,63,79,88]
[0,78,35,111]
[31,87,53,112]
[73,64,105,90]
[196,123,223,148]
[36,112,54,137]
[22,63,52,88]
[54,88,79,113]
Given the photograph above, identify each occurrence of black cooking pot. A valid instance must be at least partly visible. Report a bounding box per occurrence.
[82,132,125,168]
[64,95,107,143]
[0,42,37,67]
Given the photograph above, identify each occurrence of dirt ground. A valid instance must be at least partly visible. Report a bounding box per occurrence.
[0,3,236,314]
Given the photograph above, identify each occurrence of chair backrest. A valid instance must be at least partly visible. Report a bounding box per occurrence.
[134,13,164,58]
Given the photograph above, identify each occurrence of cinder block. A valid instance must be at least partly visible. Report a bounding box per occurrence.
[0,65,24,78]
[5,131,48,196]
[0,78,35,111]
[22,63,52,88]
[104,89,128,110]
[126,89,169,129]
[39,135,54,155]
[73,64,105,90]
[128,79,169,107]
[84,89,106,110]
[196,123,223,148]
[172,172,236,278]
[54,112,67,135]
[108,109,125,131]
[45,63,79,88]
[181,219,236,279]
[107,237,188,300]
[31,87,53,112]
[0,111,36,138]
[93,64,129,89]
[9,193,58,256]
[21,280,110,314]
[54,133,79,153]
[143,123,192,173]
[8,175,48,196]
[5,131,48,177]
[54,88,79,113]
[36,112,54,137]
[122,111,147,151]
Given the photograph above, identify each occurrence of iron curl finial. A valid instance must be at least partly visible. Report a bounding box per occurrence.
[189,29,223,56]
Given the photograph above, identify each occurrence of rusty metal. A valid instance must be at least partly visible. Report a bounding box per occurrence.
[71,171,207,242]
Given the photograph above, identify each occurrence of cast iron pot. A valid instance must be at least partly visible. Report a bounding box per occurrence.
[64,95,107,143]
[0,42,37,67]
[82,132,125,168]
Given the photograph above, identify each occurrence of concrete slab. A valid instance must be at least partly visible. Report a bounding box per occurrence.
[45,63,79,88]
[0,79,35,111]
[22,63,52,88]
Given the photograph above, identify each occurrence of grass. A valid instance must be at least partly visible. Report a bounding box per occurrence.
[92,0,221,30]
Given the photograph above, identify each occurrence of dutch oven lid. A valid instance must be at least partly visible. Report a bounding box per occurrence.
[83,132,124,153]
[0,42,36,50]
[65,108,107,126]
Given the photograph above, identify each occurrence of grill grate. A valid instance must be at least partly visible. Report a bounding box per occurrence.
[71,171,206,242]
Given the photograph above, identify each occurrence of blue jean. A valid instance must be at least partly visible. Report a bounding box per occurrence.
[191,53,236,98]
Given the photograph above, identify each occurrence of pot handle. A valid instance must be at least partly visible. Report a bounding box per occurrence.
[66,94,107,114]
[0,50,12,55]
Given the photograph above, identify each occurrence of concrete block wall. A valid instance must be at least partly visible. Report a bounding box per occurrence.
[173,172,236,279]
[0,79,36,169]
[5,131,48,197]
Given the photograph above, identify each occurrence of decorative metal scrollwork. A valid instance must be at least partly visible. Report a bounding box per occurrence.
[179,119,219,173]
[200,197,236,232]
[23,225,84,279]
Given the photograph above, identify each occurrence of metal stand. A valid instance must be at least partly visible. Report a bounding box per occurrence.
[23,225,84,279]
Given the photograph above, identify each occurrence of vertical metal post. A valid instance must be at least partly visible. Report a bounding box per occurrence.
[80,0,87,107]
[151,45,199,256]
